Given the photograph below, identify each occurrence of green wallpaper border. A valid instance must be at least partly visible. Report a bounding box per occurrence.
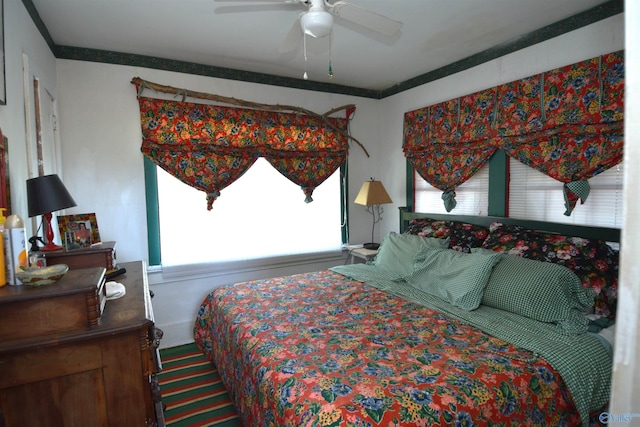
[22,0,622,99]
[20,0,623,263]
[380,0,623,97]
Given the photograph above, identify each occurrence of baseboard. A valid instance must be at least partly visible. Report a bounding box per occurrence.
[157,320,195,349]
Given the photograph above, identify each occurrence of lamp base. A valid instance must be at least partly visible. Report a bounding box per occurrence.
[40,242,64,252]
[363,242,380,250]
[40,212,63,252]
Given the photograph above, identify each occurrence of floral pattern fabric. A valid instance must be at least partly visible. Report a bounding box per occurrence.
[402,217,451,239]
[265,155,346,203]
[403,51,624,215]
[194,270,593,427]
[494,75,544,138]
[403,217,491,254]
[403,217,619,319]
[404,142,497,194]
[403,97,497,195]
[481,222,619,319]
[138,97,349,209]
[448,221,490,253]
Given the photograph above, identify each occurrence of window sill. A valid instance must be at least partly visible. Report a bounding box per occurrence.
[153,249,345,281]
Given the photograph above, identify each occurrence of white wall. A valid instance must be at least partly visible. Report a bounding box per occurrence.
[55,13,624,348]
[55,62,381,264]
[0,0,58,223]
[5,0,626,348]
[54,61,381,346]
[376,14,625,239]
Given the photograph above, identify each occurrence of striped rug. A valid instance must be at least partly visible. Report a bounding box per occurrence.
[158,343,243,427]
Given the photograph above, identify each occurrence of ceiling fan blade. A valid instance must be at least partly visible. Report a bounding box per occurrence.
[329,1,402,37]
[215,4,303,14]
[279,13,304,53]
[215,0,306,3]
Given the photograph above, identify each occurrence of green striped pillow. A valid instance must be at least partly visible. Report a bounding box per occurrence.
[405,246,502,310]
[481,254,594,334]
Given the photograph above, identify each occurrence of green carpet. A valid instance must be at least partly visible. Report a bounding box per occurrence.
[159,343,242,427]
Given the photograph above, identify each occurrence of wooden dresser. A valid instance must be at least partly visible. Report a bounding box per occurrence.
[0,261,165,426]
[41,241,117,271]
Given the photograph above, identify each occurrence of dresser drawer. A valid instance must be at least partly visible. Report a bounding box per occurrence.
[0,341,103,389]
[43,241,116,271]
[0,268,106,344]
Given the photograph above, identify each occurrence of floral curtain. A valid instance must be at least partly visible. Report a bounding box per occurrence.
[138,98,350,209]
[403,51,624,215]
[403,92,499,211]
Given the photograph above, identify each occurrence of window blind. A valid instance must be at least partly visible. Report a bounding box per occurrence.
[509,159,624,228]
[414,165,489,216]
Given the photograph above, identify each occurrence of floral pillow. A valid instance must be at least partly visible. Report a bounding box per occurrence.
[481,222,619,319]
[448,222,490,253]
[404,218,451,239]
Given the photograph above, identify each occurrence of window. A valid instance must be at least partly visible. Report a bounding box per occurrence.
[156,158,344,266]
[414,165,489,216]
[508,159,624,228]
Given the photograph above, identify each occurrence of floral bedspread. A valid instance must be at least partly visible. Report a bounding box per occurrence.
[194,270,594,426]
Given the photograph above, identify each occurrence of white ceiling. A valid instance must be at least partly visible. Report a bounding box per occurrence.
[30,0,615,92]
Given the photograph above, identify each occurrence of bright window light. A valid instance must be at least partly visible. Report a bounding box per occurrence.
[157,158,343,266]
[414,165,489,216]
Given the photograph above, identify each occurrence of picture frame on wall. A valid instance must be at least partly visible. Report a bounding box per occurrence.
[58,213,101,250]
[0,0,5,105]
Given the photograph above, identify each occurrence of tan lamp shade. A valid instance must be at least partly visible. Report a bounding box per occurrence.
[354,180,393,206]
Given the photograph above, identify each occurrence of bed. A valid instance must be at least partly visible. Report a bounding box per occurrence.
[194,210,619,426]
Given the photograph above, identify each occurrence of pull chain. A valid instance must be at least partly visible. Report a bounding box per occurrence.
[328,32,334,79]
[303,33,309,80]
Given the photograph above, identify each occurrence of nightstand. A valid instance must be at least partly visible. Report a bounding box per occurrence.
[349,247,378,264]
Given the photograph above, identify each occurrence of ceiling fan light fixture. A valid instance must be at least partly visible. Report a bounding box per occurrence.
[300,10,333,38]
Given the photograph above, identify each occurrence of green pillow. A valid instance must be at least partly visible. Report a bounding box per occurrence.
[404,246,502,310]
[374,232,448,277]
[481,254,595,334]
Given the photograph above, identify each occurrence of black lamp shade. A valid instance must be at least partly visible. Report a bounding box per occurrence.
[27,174,77,217]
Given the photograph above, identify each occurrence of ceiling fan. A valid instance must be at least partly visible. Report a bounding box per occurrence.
[215,0,403,54]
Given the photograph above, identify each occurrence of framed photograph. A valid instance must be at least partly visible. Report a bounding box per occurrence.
[58,213,101,249]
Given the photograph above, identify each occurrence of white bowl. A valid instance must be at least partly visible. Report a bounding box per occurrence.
[16,264,69,286]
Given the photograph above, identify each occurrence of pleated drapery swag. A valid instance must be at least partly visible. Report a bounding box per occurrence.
[138,97,351,209]
[403,50,624,215]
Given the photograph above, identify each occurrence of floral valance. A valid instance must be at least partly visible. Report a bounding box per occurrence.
[403,50,624,214]
[138,97,350,209]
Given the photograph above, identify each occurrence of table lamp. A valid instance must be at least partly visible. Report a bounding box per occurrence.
[354,179,392,250]
[27,174,77,251]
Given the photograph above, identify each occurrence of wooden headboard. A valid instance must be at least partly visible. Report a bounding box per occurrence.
[399,207,621,243]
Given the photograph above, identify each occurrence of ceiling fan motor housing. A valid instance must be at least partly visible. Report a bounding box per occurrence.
[301,9,333,38]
